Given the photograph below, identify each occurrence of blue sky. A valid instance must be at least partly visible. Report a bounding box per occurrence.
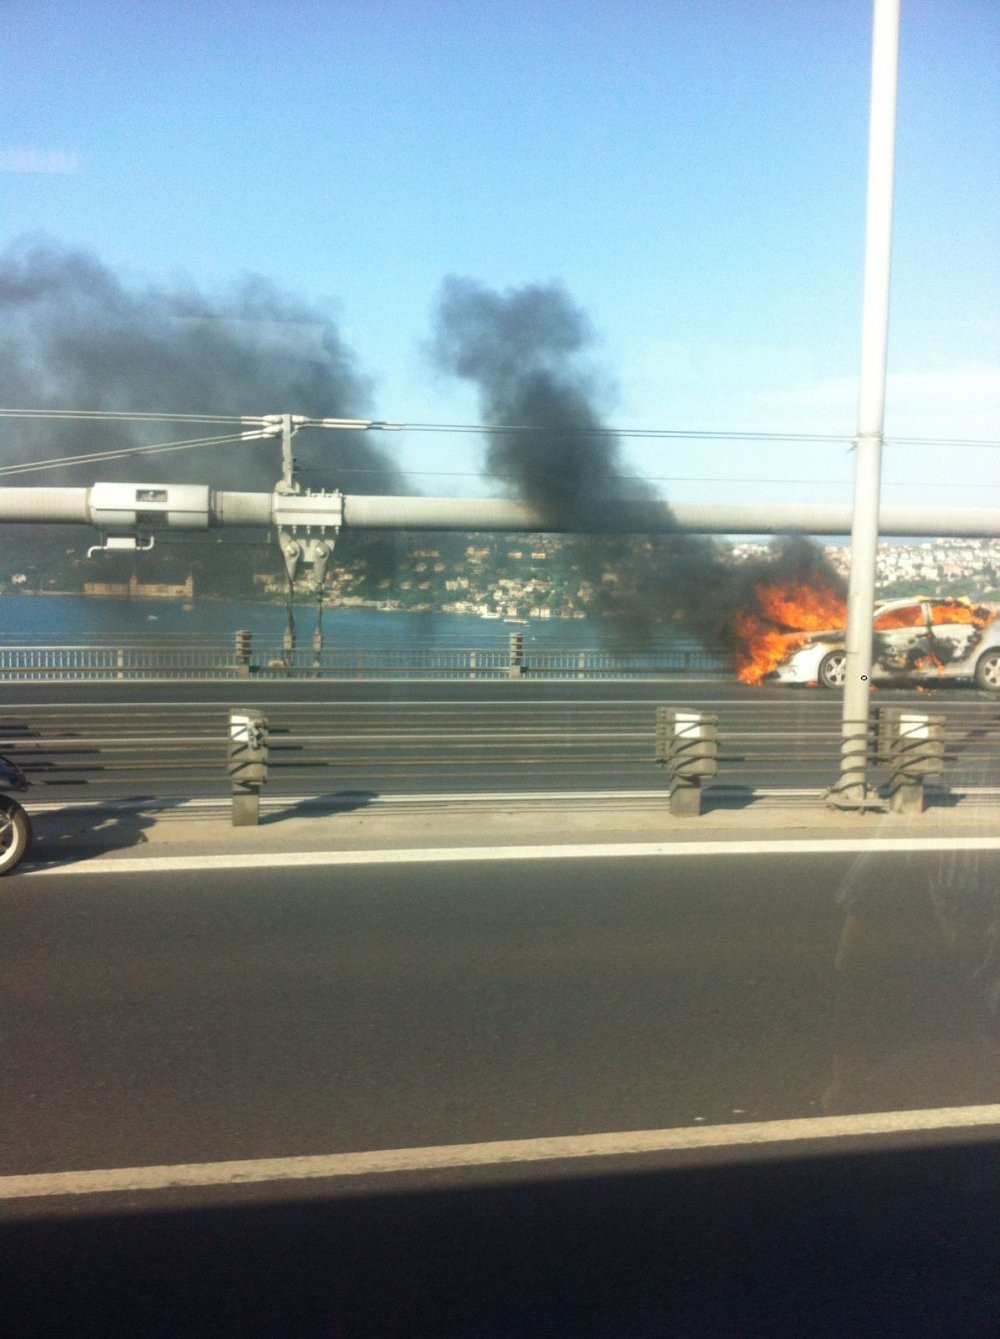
[3,0,998,508]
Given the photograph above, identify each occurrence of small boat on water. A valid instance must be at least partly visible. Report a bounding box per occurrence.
[504,618,529,626]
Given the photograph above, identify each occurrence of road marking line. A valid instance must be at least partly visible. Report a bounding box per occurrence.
[24,789,680,812]
[4,1104,1000,1200]
[22,835,1000,877]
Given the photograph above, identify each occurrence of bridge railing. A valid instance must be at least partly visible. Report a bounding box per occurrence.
[0,643,238,679]
[0,639,733,680]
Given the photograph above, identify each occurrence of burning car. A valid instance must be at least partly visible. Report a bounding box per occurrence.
[766,597,1000,690]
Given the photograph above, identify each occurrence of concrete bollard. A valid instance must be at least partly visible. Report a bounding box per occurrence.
[235,629,252,679]
[655,707,719,817]
[668,777,704,817]
[880,707,945,815]
[228,709,269,826]
[508,632,524,680]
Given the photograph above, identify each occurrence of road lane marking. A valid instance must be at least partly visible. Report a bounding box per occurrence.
[22,835,1000,877]
[4,1104,1000,1200]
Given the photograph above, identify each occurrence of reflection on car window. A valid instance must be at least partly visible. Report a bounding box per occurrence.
[827,846,1000,1116]
[873,604,925,631]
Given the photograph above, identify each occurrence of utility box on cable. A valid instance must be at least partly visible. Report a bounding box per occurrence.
[656,707,719,816]
[228,709,269,826]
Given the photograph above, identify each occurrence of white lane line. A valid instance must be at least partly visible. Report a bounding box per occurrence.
[24,788,673,811]
[22,835,1000,877]
[4,1104,1000,1201]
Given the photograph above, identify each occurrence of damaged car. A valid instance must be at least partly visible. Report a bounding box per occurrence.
[767,596,1000,690]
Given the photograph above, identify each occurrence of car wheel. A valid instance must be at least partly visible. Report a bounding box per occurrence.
[0,796,31,875]
[974,649,1000,692]
[818,650,847,690]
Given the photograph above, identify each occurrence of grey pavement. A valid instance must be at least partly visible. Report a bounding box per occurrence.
[4,842,1000,1191]
[18,782,1000,870]
[5,786,1000,1337]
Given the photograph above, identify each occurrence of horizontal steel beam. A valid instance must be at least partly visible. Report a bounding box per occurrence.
[341,495,1000,538]
[0,485,997,537]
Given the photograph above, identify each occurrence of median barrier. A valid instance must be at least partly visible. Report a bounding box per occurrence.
[653,703,995,815]
[0,699,994,824]
[655,708,719,816]
[227,709,269,826]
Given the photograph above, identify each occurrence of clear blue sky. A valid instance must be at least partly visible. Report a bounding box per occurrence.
[3,0,998,508]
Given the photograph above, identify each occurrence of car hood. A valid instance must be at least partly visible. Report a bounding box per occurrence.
[797,629,844,646]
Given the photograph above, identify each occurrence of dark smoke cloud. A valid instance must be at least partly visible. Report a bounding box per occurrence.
[432,276,674,646]
[0,234,406,494]
[432,277,651,528]
[431,276,845,651]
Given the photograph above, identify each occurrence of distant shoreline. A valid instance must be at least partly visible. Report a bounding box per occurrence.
[5,590,590,619]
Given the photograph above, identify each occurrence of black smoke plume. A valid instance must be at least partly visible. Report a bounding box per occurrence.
[431,276,652,528]
[0,235,405,494]
[431,276,845,651]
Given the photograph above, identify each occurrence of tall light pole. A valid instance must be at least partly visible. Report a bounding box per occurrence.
[830,0,901,810]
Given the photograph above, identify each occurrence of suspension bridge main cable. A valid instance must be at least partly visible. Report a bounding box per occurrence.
[0,429,279,477]
[1,408,997,480]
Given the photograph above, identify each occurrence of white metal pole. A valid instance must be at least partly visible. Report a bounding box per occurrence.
[0,490,997,536]
[832,0,901,809]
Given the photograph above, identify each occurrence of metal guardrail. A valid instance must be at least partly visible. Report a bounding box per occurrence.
[0,645,238,679]
[0,640,733,680]
[665,701,1000,799]
[1,700,996,817]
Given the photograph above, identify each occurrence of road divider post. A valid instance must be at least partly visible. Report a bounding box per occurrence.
[234,629,253,678]
[656,707,719,817]
[508,632,525,680]
[877,706,945,815]
[228,709,269,826]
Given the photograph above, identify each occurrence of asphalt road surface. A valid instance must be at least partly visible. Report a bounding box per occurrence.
[5,842,1000,1180]
[4,837,1000,1335]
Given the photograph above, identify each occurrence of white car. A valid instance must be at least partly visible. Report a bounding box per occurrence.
[768,596,1000,690]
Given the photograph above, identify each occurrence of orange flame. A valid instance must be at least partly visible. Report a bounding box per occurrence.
[928,599,993,628]
[734,583,846,684]
[874,607,923,630]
